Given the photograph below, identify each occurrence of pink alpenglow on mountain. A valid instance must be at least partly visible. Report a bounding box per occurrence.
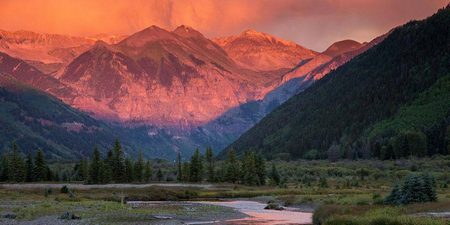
[214,29,318,71]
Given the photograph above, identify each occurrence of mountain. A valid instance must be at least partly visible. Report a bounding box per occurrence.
[322,40,362,58]
[225,6,450,159]
[214,29,318,71]
[0,74,118,160]
[59,26,288,127]
[188,38,374,152]
[0,52,76,101]
[0,30,126,74]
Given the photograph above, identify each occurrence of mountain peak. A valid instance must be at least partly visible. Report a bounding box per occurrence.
[118,25,174,47]
[322,39,362,57]
[172,25,204,38]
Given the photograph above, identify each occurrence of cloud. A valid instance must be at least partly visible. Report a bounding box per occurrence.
[0,0,447,50]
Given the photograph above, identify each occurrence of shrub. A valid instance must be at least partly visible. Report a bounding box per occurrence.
[384,174,437,205]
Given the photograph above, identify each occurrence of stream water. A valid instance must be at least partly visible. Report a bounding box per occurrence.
[200,200,312,225]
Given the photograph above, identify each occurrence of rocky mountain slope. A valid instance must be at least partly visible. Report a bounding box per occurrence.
[214,29,318,71]
[58,26,292,127]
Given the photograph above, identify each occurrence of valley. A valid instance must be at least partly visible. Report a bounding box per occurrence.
[1,1,450,225]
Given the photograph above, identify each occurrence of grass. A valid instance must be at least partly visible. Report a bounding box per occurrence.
[1,157,450,223]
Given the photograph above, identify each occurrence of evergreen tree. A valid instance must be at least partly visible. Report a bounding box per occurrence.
[0,153,9,181]
[157,168,163,181]
[143,160,152,182]
[384,183,403,205]
[269,163,281,186]
[189,149,203,182]
[255,153,266,185]
[9,142,26,182]
[34,149,48,181]
[423,173,437,202]
[400,175,429,204]
[125,158,134,182]
[77,158,89,181]
[88,147,101,184]
[225,149,240,183]
[112,139,126,182]
[100,160,112,184]
[182,162,190,182]
[176,152,182,182]
[205,147,215,182]
[134,150,144,182]
[25,153,34,182]
[241,151,258,186]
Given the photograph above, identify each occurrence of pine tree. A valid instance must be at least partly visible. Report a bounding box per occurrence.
[143,160,152,182]
[255,153,266,185]
[269,163,281,186]
[384,183,402,205]
[88,147,101,184]
[157,168,163,181]
[225,149,239,183]
[9,142,26,182]
[134,150,144,182]
[77,158,89,181]
[423,173,437,202]
[241,152,258,186]
[125,158,134,182]
[34,149,48,181]
[400,175,428,204]
[182,162,190,182]
[205,147,215,182]
[189,149,203,182]
[112,139,126,183]
[0,153,9,181]
[176,152,182,182]
[25,153,34,182]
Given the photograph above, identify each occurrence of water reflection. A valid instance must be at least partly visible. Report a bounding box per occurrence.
[200,200,312,225]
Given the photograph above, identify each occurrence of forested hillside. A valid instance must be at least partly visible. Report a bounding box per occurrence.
[225,6,450,160]
[0,75,117,160]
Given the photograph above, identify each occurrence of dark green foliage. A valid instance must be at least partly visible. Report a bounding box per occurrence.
[111,139,126,183]
[157,168,163,181]
[181,162,190,182]
[205,147,214,182]
[125,158,134,182]
[0,153,9,181]
[143,160,152,182]
[9,142,26,182]
[225,149,240,183]
[134,150,144,182]
[384,174,437,205]
[25,153,34,182]
[384,183,403,205]
[269,163,281,186]
[33,149,49,181]
[176,152,182,182]
[255,153,267,185]
[88,147,101,184]
[189,149,203,182]
[241,152,258,186]
[226,7,450,159]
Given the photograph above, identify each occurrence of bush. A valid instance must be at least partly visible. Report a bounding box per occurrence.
[384,174,437,205]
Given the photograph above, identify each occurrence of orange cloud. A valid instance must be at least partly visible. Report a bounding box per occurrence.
[0,0,447,50]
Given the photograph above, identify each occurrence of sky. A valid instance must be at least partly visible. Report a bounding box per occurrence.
[0,0,447,51]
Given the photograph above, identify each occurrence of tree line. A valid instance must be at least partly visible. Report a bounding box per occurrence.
[0,139,281,185]
[0,142,52,182]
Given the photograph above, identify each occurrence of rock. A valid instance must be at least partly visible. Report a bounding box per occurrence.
[153,215,173,219]
[3,213,17,219]
[59,212,81,220]
[264,202,285,210]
